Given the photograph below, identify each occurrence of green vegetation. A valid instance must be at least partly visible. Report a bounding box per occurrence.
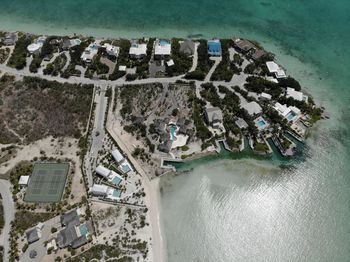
[166,39,192,76]
[254,142,269,152]
[29,37,56,73]
[13,211,55,233]
[0,194,4,235]
[193,98,211,141]
[185,40,213,80]
[0,76,93,143]
[7,35,32,69]
[0,48,10,64]
[9,164,33,196]
[43,53,67,76]
[109,39,131,80]
[85,53,109,78]
[210,39,236,81]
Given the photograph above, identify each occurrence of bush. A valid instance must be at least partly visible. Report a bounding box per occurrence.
[184,70,205,80]
[125,74,138,81]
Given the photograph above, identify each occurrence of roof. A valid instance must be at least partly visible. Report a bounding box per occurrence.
[129,42,147,57]
[242,101,262,116]
[180,40,195,55]
[96,165,111,178]
[260,92,272,100]
[60,209,80,227]
[155,40,171,56]
[207,40,222,56]
[112,149,124,163]
[234,39,256,52]
[266,61,286,78]
[71,236,88,249]
[118,65,127,71]
[57,225,78,248]
[235,118,248,129]
[3,32,17,45]
[247,91,259,100]
[205,107,223,123]
[166,59,175,67]
[159,140,173,153]
[19,175,30,185]
[27,43,42,53]
[91,184,109,195]
[81,43,99,62]
[103,43,120,57]
[26,228,41,244]
[286,87,303,101]
[252,49,267,60]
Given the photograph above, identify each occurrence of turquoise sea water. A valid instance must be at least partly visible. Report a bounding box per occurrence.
[0,0,350,261]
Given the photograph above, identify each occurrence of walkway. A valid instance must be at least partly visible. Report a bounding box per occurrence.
[204,57,222,82]
[0,180,14,262]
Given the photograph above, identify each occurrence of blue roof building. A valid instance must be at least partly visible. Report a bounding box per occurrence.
[207,40,222,56]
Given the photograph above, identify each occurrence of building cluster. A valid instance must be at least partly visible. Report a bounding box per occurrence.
[90,148,134,201]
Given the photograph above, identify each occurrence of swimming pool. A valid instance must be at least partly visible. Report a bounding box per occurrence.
[256,120,266,128]
[79,224,88,236]
[113,189,122,198]
[170,125,177,140]
[286,111,296,121]
[120,163,131,173]
[111,176,121,185]
[159,40,170,46]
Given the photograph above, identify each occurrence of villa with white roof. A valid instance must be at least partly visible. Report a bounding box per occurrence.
[129,41,147,59]
[286,87,308,102]
[154,39,171,59]
[242,101,262,116]
[274,102,301,123]
[266,61,286,79]
[81,43,99,63]
[95,165,123,186]
[103,43,120,57]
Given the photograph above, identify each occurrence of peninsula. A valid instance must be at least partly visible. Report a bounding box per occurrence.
[0,31,323,262]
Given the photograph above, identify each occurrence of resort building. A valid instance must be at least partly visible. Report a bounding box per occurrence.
[61,38,81,50]
[274,102,301,123]
[259,92,272,100]
[129,41,147,59]
[112,148,124,164]
[81,43,99,63]
[266,61,287,79]
[3,32,17,46]
[242,101,262,116]
[19,175,30,188]
[233,38,255,54]
[95,165,111,179]
[27,36,46,55]
[207,39,222,56]
[102,43,120,57]
[26,223,44,244]
[180,40,195,56]
[90,184,109,197]
[154,39,171,59]
[57,209,94,249]
[205,107,223,128]
[251,49,267,61]
[286,87,308,102]
[235,118,249,129]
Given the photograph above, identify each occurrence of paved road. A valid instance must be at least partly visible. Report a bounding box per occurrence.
[0,180,14,262]
[84,86,108,187]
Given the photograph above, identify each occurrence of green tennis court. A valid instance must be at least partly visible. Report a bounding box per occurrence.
[24,163,70,203]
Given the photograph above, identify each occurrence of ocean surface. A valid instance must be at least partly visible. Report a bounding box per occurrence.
[1,0,350,261]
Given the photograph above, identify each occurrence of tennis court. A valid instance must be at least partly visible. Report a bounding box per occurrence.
[24,163,70,203]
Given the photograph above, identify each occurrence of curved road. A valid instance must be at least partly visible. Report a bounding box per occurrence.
[0,180,14,262]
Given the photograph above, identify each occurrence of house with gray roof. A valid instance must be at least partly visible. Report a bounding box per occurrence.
[60,208,81,227]
[57,220,94,249]
[242,101,262,116]
[3,32,17,46]
[205,107,223,128]
[180,40,195,56]
[235,118,249,129]
[26,226,42,244]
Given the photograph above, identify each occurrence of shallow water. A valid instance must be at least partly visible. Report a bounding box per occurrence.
[1,0,350,261]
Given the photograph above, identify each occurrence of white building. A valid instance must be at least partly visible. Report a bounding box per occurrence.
[19,175,30,187]
[274,102,301,123]
[95,165,111,179]
[90,184,109,197]
[242,101,262,116]
[259,92,272,100]
[166,59,175,67]
[154,39,171,59]
[103,43,120,57]
[266,61,286,79]
[112,149,124,164]
[81,43,99,63]
[118,65,127,72]
[286,87,308,102]
[129,42,147,59]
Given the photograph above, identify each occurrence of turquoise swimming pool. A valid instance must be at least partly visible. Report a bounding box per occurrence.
[121,163,131,173]
[111,176,121,185]
[159,40,170,46]
[113,189,122,198]
[79,224,88,236]
[286,111,296,121]
[256,120,266,128]
[170,126,177,140]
